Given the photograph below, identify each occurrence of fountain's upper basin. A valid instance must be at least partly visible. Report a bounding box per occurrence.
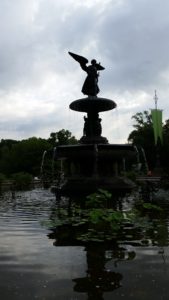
[69,97,116,112]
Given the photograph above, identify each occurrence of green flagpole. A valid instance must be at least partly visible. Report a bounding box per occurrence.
[151,90,163,145]
[151,90,163,175]
[151,109,163,145]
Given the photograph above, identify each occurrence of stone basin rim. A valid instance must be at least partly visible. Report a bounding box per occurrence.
[69,97,117,112]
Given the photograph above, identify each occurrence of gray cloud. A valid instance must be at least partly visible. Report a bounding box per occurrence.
[0,0,169,142]
[98,0,169,92]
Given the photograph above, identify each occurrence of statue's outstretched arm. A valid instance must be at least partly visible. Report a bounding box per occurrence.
[95,63,105,71]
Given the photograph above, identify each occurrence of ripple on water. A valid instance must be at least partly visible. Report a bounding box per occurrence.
[0,188,56,234]
[1,188,169,300]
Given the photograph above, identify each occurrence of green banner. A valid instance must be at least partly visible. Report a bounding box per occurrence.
[151,109,163,145]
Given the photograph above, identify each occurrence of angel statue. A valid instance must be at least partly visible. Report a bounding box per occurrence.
[68,51,105,97]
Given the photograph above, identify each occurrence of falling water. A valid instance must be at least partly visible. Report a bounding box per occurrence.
[93,144,98,177]
[141,147,149,172]
[40,150,47,177]
[52,147,57,181]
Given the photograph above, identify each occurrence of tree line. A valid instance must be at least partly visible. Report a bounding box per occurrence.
[0,129,78,180]
[0,112,169,181]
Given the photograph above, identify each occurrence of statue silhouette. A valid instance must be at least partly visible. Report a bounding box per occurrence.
[68,51,105,96]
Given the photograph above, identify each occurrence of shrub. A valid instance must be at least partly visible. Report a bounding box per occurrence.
[0,173,6,183]
[12,172,33,190]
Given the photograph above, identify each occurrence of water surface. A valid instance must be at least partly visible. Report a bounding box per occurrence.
[0,188,169,299]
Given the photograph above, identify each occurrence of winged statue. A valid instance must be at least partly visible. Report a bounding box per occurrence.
[68,51,105,96]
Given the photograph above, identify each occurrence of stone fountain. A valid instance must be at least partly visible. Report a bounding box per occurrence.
[55,52,137,195]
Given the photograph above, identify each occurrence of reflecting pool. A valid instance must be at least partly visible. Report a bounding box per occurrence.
[0,188,169,299]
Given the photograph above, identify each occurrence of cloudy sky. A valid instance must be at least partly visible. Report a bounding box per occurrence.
[0,0,169,143]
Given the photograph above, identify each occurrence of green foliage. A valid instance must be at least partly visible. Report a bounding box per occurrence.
[48,129,78,146]
[131,111,152,130]
[45,206,124,243]
[128,111,155,169]
[43,190,125,242]
[0,173,6,183]
[86,189,112,208]
[12,172,33,190]
[160,119,169,173]
[125,171,137,181]
[0,129,77,177]
[43,189,165,244]
[128,110,169,174]
[142,202,163,212]
[0,137,51,176]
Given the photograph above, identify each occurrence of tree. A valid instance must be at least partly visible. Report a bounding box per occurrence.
[128,111,156,170]
[0,130,78,177]
[0,137,51,176]
[48,129,78,146]
[160,119,169,173]
[128,111,169,174]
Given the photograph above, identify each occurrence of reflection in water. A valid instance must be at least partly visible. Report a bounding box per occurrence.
[49,227,137,300]
[49,225,137,299]
[1,189,169,299]
[48,192,169,299]
[73,245,136,300]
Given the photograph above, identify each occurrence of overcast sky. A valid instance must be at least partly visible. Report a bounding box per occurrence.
[0,0,169,143]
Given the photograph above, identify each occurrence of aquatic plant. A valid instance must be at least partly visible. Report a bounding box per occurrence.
[86,189,112,208]
[44,189,165,244]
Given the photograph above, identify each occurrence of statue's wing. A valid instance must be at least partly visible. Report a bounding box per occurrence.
[95,63,105,71]
[68,52,88,65]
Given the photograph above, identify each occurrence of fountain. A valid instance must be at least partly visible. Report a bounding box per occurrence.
[54,52,137,196]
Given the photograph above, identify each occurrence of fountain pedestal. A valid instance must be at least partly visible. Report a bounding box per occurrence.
[55,96,137,196]
[70,97,116,144]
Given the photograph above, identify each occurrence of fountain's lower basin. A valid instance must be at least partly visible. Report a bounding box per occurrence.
[55,143,137,195]
[58,176,135,196]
